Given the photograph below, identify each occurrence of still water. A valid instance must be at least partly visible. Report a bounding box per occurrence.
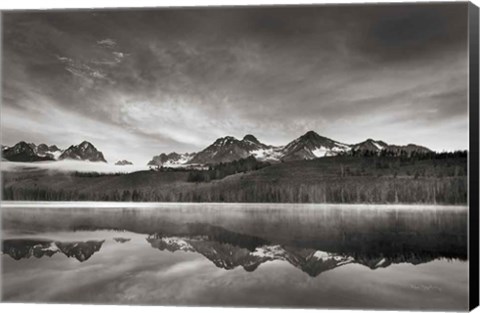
[1,202,468,310]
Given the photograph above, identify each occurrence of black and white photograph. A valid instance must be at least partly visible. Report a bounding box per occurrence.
[0,1,478,311]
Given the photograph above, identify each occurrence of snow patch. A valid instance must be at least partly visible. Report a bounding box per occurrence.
[250,147,283,161]
[251,245,286,259]
[160,237,194,252]
[50,151,63,160]
[372,141,385,150]
[312,147,328,158]
[312,250,354,265]
[47,242,59,252]
[161,153,194,167]
[313,250,330,260]
[375,258,387,267]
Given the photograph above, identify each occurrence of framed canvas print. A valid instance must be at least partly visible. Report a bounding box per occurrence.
[0,0,479,311]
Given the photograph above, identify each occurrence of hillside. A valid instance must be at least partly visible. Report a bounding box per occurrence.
[2,153,467,204]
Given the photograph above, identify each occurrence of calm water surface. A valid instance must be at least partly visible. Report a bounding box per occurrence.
[1,202,468,310]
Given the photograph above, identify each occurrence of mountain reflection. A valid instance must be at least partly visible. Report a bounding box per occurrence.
[147,233,354,275]
[2,239,104,262]
[2,205,467,275]
[146,222,467,277]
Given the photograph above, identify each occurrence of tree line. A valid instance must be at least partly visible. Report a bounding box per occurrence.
[3,176,467,204]
[2,150,468,204]
[187,156,270,182]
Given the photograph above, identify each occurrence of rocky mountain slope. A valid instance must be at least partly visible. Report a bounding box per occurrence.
[58,141,107,162]
[280,131,350,161]
[147,152,196,167]
[149,131,432,166]
[2,140,108,163]
[2,142,56,162]
[188,134,272,164]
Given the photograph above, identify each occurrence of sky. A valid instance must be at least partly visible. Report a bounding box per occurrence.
[1,3,469,164]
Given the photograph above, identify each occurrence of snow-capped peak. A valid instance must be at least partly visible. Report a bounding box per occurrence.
[280,131,350,161]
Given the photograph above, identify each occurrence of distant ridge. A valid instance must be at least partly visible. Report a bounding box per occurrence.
[2,140,108,163]
[148,130,432,166]
[2,141,57,162]
[115,160,133,166]
[1,132,432,165]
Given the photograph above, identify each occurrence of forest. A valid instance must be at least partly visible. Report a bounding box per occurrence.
[2,152,468,204]
[187,156,271,182]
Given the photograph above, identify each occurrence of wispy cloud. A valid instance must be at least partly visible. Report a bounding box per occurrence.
[1,4,469,164]
[97,38,117,47]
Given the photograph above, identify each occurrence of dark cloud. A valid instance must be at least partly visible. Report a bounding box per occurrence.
[350,3,467,61]
[1,3,469,163]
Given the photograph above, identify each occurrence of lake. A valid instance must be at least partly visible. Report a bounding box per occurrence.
[1,202,469,310]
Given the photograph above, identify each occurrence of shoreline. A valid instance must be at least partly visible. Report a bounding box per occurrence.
[1,201,468,210]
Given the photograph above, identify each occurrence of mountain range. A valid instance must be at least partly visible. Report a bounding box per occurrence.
[2,239,105,262]
[147,130,431,166]
[2,140,106,163]
[2,233,440,276]
[143,222,453,277]
[1,131,432,166]
[3,218,464,275]
[147,233,438,277]
[1,142,60,162]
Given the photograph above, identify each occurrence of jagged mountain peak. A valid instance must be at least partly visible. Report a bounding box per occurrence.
[243,134,260,144]
[189,134,270,164]
[302,130,321,138]
[147,151,195,167]
[146,233,435,277]
[298,130,338,143]
[213,136,238,146]
[281,131,350,161]
[143,131,435,167]
[9,141,37,152]
[59,141,106,162]
[2,141,56,162]
[12,141,36,154]
[35,143,62,156]
[79,141,95,149]
[49,145,60,151]
[364,138,387,145]
[352,139,388,152]
[3,239,105,262]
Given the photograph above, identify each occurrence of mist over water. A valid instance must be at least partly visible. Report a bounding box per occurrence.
[1,203,468,310]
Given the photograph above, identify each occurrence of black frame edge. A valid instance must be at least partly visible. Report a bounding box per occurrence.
[469,1,480,311]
